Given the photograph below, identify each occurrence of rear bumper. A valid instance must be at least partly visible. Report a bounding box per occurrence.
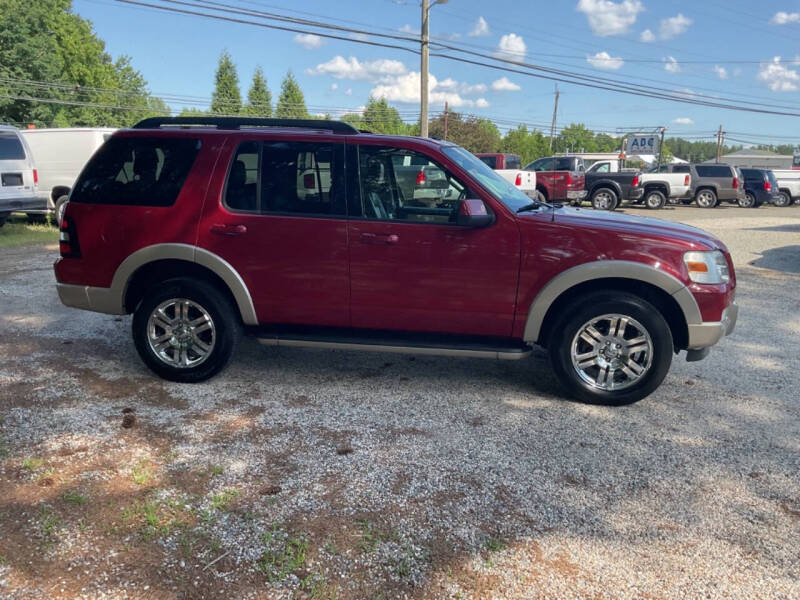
[628,188,644,200]
[56,282,125,315]
[0,194,45,213]
[566,190,587,200]
[686,301,738,350]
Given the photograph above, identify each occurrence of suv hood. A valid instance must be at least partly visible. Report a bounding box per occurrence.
[547,206,725,251]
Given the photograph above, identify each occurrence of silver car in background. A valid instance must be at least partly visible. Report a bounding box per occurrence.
[0,124,40,226]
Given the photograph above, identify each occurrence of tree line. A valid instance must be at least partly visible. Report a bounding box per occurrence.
[0,2,764,165]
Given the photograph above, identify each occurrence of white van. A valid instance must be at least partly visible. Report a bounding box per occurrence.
[21,127,116,222]
[0,125,40,227]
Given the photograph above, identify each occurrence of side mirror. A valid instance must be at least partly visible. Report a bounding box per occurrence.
[456,198,494,228]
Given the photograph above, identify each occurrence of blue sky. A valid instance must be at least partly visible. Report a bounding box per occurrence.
[74,0,800,145]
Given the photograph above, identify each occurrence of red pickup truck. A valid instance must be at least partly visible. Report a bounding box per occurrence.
[524,156,587,204]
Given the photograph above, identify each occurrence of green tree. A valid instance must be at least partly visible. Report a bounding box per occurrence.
[362,97,406,134]
[242,66,271,117]
[0,0,165,127]
[500,125,550,165]
[275,71,308,118]
[210,50,241,115]
[428,112,500,153]
[555,123,598,153]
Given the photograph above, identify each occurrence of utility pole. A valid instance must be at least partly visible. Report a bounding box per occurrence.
[443,101,449,141]
[419,0,448,138]
[657,126,666,168]
[715,124,724,163]
[549,85,559,151]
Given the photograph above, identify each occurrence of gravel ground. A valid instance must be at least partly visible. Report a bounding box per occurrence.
[0,204,799,599]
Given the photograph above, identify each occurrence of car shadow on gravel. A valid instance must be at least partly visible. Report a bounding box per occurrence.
[749,245,800,274]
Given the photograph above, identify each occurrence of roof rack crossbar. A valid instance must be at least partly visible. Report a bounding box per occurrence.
[132,116,359,134]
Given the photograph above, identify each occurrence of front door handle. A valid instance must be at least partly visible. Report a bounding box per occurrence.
[210,223,247,236]
[360,232,399,245]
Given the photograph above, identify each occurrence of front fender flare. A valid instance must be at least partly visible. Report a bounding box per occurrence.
[522,260,702,343]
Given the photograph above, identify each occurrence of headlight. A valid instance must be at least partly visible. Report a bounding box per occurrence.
[684,250,730,284]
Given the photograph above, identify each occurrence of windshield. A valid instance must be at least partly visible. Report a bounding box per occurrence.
[441,145,533,212]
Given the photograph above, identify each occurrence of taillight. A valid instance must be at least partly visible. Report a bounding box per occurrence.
[515,173,522,186]
[566,173,573,185]
[732,177,739,189]
[59,216,81,258]
[632,175,640,187]
[764,179,771,191]
[33,169,38,184]
[684,174,690,186]
[416,169,426,186]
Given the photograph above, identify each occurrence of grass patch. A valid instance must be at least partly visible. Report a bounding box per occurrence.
[120,498,194,541]
[22,456,44,471]
[355,519,397,554]
[209,464,224,477]
[131,459,154,486]
[210,488,240,512]
[484,537,506,553]
[62,491,88,506]
[39,505,60,541]
[258,527,308,582]
[0,217,58,248]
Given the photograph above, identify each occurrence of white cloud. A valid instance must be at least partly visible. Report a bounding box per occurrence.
[713,65,728,79]
[437,78,487,94]
[495,33,526,60]
[349,32,370,42]
[469,16,490,37]
[330,83,338,91]
[664,56,681,73]
[586,51,624,70]
[491,76,521,91]
[640,29,655,42]
[344,88,353,96]
[293,34,325,50]
[399,24,420,35]
[672,117,694,125]
[758,57,800,91]
[771,11,800,25]
[576,0,644,36]
[371,71,489,108]
[659,13,693,39]
[306,56,407,82]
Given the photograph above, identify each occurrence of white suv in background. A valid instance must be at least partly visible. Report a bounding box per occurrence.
[0,124,40,226]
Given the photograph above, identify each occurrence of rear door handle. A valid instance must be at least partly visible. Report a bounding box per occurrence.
[360,232,399,245]
[210,223,247,236]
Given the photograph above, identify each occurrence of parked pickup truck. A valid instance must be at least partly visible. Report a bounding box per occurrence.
[588,159,692,208]
[475,153,537,198]
[771,169,800,206]
[523,156,586,204]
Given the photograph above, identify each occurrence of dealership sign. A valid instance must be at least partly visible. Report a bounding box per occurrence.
[625,134,660,155]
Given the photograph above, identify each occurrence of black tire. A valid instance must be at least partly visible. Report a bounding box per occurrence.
[680,198,693,205]
[591,187,618,211]
[775,191,792,208]
[644,189,667,210]
[132,278,241,383]
[54,195,69,225]
[547,291,673,406]
[695,188,718,208]
[738,192,756,208]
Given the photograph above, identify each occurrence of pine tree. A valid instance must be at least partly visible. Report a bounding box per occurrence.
[242,66,272,117]
[275,71,308,118]
[210,50,241,115]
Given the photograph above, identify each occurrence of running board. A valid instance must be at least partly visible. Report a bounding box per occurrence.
[255,331,532,360]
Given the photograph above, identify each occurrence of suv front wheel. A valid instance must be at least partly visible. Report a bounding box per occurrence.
[547,292,673,405]
[132,278,241,382]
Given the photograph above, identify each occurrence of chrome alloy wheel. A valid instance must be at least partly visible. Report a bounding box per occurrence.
[146,298,216,368]
[570,313,654,391]
[696,190,716,208]
[592,190,614,210]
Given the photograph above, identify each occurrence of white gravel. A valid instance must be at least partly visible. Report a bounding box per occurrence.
[0,205,799,599]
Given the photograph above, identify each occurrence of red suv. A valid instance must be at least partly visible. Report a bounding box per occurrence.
[55,117,738,405]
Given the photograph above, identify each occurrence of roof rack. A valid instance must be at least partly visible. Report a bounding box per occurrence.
[132,116,359,135]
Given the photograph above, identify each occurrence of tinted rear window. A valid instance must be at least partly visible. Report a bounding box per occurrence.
[671,164,690,173]
[505,155,521,169]
[741,169,760,179]
[695,165,732,178]
[0,133,25,160]
[554,157,578,171]
[70,136,200,206]
[478,156,497,169]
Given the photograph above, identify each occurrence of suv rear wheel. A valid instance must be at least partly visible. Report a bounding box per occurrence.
[547,292,673,405]
[695,189,718,208]
[132,278,241,382]
[591,188,618,211]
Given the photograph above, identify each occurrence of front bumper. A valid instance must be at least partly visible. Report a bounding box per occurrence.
[566,190,587,200]
[686,301,738,350]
